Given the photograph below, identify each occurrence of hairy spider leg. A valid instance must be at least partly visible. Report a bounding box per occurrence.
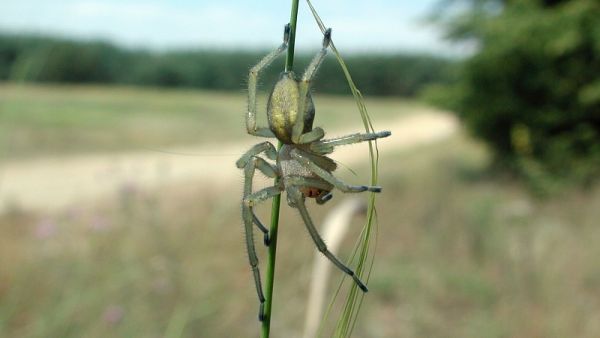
[287,185,368,292]
[236,141,278,169]
[247,24,290,138]
[285,176,332,190]
[238,144,280,244]
[290,149,382,193]
[310,131,391,155]
[248,158,278,243]
[291,28,332,145]
[242,183,283,321]
[310,130,392,154]
[301,28,332,83]
[286,176,334,204]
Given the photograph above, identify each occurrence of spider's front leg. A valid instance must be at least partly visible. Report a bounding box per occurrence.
[311,130,392,154]
[247,24,290,138]
[290,28,333,145]
[286,184,368,292]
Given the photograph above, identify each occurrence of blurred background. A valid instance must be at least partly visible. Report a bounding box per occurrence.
[1,0,599,337]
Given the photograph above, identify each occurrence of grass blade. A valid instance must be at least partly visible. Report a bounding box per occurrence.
[305,1,382,337]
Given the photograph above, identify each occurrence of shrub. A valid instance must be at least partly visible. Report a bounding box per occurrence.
[434,0,600,191]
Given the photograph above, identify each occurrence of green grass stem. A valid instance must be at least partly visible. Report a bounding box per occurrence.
[260,0,300,337]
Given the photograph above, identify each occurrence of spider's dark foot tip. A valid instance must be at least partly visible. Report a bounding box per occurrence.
[263,234,271,246]
[352,275,369,292]
[317,192,333,205]
[258,304,266,321]
[323,28,332,47]
[283,23,291,43]
[369,186,382,193]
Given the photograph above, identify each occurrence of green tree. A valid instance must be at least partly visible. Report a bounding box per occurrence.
[432,0,600,191]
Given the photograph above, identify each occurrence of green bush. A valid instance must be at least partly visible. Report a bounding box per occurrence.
[434,0,600,191]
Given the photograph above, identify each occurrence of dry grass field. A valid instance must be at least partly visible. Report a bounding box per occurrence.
[1,84,599,337]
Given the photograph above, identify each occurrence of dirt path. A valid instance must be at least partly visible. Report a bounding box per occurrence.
[0,111,458,214]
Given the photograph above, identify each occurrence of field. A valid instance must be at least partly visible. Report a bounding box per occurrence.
[1,84,599,337]
[0,83,416,159]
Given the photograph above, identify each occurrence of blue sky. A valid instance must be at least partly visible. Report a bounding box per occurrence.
[1,0,464,55]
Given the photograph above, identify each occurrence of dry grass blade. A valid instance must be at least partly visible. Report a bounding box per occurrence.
[305,1,382,337]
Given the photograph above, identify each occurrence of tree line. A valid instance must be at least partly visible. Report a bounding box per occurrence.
[0,33,454,97]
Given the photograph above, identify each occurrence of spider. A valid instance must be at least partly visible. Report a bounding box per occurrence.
[236,23,391,321]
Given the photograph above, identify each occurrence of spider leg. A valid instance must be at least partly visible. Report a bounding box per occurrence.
[238,142,280,242]
[242,185,283,321]
[290,29,332,145]
[243,184,282,246]
[247,157,278,242]
[294,124,325,145]
[290,149,382,193]
[287,185,368,292]
[301,28,332,83]
[240,157,281,320]
[310,130,392,154]
[286,176,334,205]
[247,24,290,138]
[292,80,325,145]
[286,176,332,191]
[236,141,278,169]
[242,156,279,245]
[316,192,333,205]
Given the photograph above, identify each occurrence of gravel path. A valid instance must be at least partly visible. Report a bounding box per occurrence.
[0,111,458,214]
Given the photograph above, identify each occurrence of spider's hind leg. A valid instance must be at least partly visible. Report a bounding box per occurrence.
[290,149,382,193]
[290,28,333,145]
[287,185,368,292]
[247,24,290,138]
[285,176,334,205]
[316,192,333,205]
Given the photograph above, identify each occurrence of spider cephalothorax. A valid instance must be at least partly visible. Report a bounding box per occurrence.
[237,24,391,321]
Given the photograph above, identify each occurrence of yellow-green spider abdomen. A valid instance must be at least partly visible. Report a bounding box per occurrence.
[267,71,315,144]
